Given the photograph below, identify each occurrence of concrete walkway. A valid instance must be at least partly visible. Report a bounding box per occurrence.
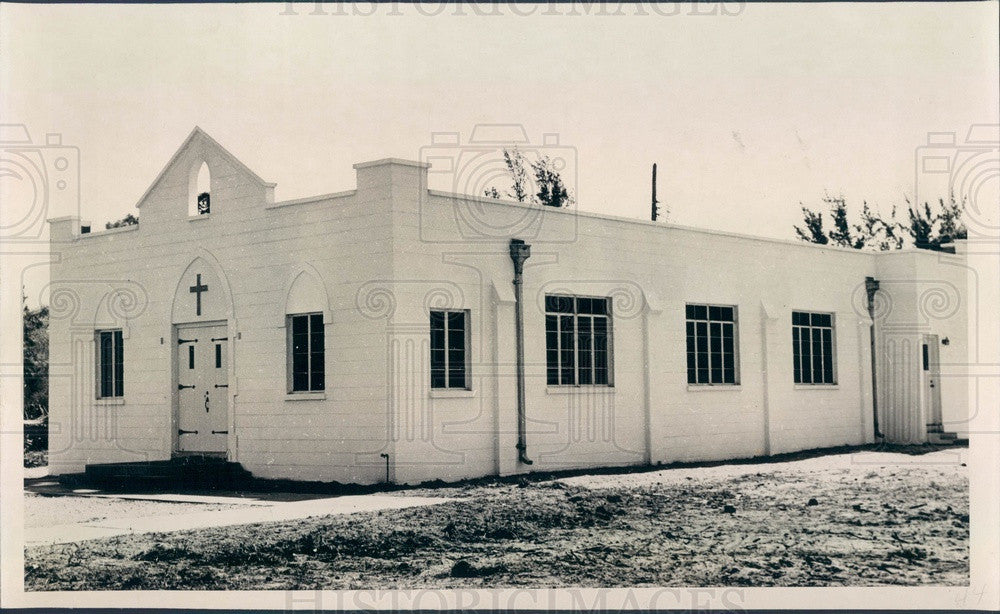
[26,494,453,546]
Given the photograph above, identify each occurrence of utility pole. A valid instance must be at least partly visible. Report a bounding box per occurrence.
[651,163,661,222]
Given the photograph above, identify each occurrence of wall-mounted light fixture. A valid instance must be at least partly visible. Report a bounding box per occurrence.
[941,337,950,346]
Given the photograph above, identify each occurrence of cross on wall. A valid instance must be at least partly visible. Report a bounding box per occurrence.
[189,273,209,316]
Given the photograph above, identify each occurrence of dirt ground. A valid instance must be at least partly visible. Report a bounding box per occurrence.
[24,447,968,590]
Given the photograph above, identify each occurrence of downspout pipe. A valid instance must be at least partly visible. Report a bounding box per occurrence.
[865,276,884,441]
[379,453,390,484]
[509,238,533,465]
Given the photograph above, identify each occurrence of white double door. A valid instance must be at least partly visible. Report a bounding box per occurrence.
[176,322,228,453]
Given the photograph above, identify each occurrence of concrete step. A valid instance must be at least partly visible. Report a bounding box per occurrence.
[79,457,252,491]
[928,431,959,445]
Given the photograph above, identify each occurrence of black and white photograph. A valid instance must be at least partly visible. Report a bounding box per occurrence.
[1,1,998,611]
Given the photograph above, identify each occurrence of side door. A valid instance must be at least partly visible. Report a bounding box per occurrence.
[922,335,943,430]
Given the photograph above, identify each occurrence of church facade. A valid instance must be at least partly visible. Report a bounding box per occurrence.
[46,128,970,485]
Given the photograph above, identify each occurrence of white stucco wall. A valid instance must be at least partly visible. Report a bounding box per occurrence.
[47,134,971,484]
[48,131,397,482]
[388,175,884,483]
[873,248,970,441]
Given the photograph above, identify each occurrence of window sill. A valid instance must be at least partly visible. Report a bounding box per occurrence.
[429,388,475,398]
[285,392,326,401]
[546,386,616,395]
[95,398,125,405]
[794,384,839,390]
[686,385,742,392]
[188,214,211,222]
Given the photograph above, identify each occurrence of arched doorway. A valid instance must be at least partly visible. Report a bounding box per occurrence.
[171,255,233,455]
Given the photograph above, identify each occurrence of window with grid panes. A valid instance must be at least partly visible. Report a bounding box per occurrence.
[430,310,469,389]
[288,313,325,392]
[685,304,738,385]
[96,329,124,398]
[792,311,836,384]
[544,295,612,386]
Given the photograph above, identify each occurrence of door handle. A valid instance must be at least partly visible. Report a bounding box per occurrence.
[178,429,198,435]
[178,384,195,390]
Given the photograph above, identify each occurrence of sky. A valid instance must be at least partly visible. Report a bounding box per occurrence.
[2,2,998,306]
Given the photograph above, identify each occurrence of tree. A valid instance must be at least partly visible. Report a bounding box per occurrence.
[506,148,531,203]
[794,193,964,252]
[484,147,573,207]
[794,205,828,245]
[857,202,905,251]
[23,299,48,421]
[105,213,138,229]
[906,194,967,250]
[826,196,864,249]
[937,194,967,244]
[485,147,530,202]
[531,155,573,208]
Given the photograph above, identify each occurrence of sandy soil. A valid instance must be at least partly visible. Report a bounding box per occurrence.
[559,448,968,489]
[25,494,248,529]
[24,447,967,590]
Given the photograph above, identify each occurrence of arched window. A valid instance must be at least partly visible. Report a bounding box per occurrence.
[189,161,211,216]
[284,269,330,394]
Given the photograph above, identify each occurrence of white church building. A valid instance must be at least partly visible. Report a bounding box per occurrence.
[46,128,970,485]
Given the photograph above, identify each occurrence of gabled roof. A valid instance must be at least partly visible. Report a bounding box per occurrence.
[134,126,275,209]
